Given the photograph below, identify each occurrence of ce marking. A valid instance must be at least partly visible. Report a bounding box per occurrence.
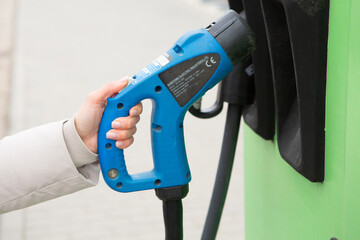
[205,57,217,67]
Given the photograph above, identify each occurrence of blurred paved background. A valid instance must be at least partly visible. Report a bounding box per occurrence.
[0,0,245,239]
[0,0,15,138]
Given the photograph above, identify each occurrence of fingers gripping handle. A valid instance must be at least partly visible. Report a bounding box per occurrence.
[98,81,191,193]
[98,96,133,191]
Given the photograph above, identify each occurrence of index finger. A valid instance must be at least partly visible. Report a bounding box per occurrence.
[95,76,129,102]
[129,102,143,117]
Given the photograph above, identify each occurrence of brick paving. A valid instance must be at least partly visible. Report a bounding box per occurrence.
[0,1,245,239]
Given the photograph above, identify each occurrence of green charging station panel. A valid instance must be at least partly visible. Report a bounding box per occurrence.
[244,0,360,239]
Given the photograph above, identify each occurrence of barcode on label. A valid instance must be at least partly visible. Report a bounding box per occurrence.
[142,67,151,75]
[156,55,170,67]
[152,61,160,67]
[132,52,173,84]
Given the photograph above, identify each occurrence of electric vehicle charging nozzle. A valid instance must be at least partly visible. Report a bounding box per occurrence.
[98,10,254,193]
[98,9,255,240]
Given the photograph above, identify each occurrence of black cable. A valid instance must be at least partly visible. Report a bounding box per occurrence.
[201,104,243,240]
[162,199,183,240]
[156,184,189,240]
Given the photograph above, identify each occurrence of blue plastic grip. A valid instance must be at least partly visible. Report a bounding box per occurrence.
[98,29,233,193]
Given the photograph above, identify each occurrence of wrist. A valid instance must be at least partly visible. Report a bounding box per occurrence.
[63,117,98,168]
[74,115,98,154]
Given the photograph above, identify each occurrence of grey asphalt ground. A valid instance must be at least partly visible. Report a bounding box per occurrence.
[0,0,245,239]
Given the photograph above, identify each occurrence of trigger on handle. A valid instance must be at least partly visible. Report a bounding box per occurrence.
[189,81,224,119]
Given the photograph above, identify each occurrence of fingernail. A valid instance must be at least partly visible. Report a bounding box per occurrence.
[106,132,117,139]
[116,141,124,148]
[130,109,138,116]
[112,121,122,128]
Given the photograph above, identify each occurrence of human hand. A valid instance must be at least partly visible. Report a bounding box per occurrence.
[75,76,142,154]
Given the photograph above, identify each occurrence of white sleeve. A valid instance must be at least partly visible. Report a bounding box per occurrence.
[0,119,100,214]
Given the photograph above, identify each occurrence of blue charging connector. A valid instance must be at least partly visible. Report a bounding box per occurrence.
[98,10,254,193]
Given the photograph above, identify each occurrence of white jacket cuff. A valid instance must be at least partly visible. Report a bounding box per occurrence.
[62,116,99,168]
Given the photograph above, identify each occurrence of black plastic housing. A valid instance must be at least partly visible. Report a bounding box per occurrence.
[232,0,330,182]
[221,57,254,106]
[241,0,275,140]
[207,10,255,66]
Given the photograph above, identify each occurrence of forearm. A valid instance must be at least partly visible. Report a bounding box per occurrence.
[0,119,100,214]
[0,78,142,214]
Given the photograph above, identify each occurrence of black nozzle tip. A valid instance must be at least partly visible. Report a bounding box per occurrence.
[206,10,255,65]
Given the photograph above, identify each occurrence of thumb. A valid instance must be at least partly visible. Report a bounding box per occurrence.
[96,76,129,101]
